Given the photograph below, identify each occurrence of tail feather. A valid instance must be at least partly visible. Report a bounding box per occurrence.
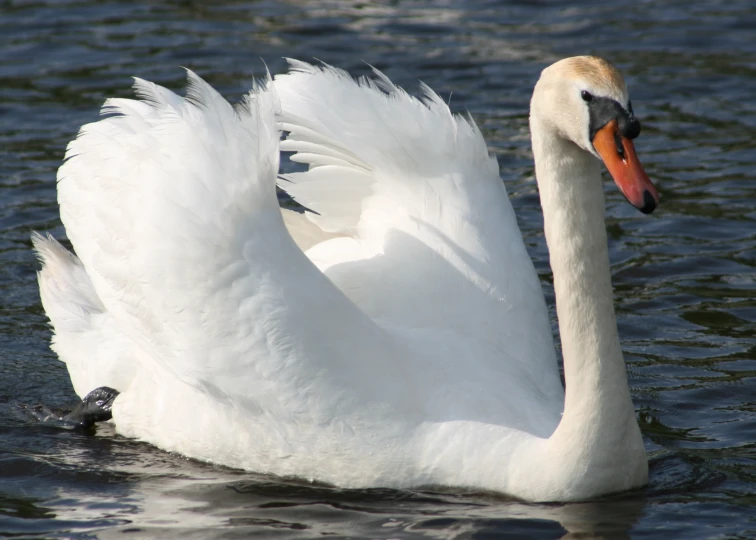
[32,232,136,398]
[32,232,104,331]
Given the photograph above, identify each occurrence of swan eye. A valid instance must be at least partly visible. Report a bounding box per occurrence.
[581,90,593,102]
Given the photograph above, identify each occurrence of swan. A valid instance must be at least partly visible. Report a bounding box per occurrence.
[33,56,658,502]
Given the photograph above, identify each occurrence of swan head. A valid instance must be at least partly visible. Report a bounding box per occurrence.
[531,56,659,214]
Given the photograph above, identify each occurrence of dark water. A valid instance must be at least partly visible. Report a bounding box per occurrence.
[1,0,755,538]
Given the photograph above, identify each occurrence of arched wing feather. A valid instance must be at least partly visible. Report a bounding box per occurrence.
[54,72,408,419]
[275,62,561,404]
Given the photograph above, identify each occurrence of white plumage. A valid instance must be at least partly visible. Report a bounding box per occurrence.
[34,57,651,501]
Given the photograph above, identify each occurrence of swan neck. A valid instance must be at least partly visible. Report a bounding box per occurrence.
[531,118,636,430]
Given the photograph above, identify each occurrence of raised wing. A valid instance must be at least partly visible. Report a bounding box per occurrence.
[54,72,410,419]
[275,62,559,390]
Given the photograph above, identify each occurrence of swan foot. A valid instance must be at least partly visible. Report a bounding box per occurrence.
[63,386,120,428]
[20,386,120,431]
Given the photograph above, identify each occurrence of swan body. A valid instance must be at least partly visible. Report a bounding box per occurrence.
[34,57,657,501]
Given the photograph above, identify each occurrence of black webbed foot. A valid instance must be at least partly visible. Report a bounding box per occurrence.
[62,386,120,429]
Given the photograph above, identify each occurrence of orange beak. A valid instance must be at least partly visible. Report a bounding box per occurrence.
[592,119,659,214]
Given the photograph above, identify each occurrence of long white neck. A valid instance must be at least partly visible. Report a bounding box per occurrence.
[528,115,647,497]
[534,124,632,425]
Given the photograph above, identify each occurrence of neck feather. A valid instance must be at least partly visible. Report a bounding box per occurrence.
[529,116,645,493]
[534,131,631,418]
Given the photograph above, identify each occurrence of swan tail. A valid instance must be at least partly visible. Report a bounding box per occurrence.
[32,232,136,397]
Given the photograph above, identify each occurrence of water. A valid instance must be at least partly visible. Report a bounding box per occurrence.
[1,0,755,537]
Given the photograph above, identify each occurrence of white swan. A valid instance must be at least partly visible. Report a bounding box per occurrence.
[33,56,658,502]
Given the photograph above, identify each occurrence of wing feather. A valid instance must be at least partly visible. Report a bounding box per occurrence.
[275,61,562,402]
[54,71,409,421]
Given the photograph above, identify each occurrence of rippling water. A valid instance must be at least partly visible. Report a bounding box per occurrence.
[1,1,755,538]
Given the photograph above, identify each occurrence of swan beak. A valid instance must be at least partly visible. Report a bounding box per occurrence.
[593,119,659,214]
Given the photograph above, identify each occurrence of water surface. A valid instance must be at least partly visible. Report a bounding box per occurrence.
[1,0,755,538]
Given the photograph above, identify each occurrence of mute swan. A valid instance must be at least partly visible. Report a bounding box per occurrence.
[33,56,658,502]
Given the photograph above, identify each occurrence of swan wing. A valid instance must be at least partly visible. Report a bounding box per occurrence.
[52,72,410,421]
[275,62,562,404]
